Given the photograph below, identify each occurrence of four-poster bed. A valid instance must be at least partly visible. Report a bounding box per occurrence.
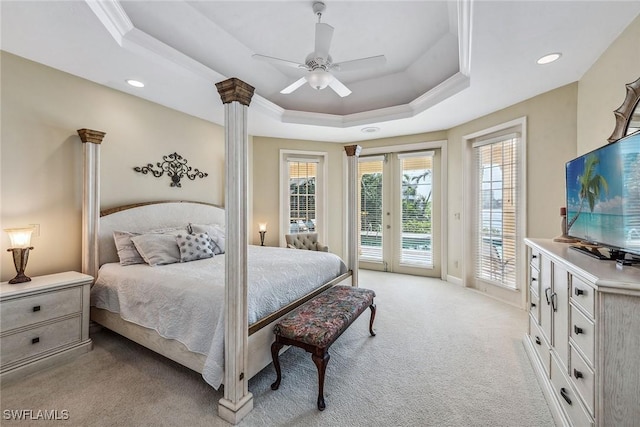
[77,78,362,423]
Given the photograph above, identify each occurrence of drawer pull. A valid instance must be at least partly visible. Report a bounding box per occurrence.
[535,336,541,345]
[573,369,583,379]
[560,388,572,405]
[574,288,584,296]
[532,254,538,259]
[32,305,41,312]
[531,277,537,282]
[31,337,40,344]
[574,325,583,335]
[531,302,537,308]
[551,292,558,312]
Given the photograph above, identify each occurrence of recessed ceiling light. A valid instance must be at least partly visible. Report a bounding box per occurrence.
[536,53,562,65]
[361,126,380,133]
[126,79,145,88]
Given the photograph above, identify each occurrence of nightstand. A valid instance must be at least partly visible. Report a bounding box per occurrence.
[1,271,93,383]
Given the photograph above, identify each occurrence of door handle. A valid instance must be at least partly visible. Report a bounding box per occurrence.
[560,388,572,405]
[545,287,551,304]
[551,292,558,312]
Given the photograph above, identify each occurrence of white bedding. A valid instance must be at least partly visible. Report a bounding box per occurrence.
[91,245,347,389]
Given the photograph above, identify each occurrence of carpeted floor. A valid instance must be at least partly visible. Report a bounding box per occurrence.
[0,270,554,426]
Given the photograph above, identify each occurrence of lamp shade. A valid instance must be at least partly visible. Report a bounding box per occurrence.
[307,69,334,90]
[5,227,34,248]
[259,223,267,232]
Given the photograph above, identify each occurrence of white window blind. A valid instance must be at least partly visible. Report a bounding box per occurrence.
[474,134,519,287]
[287,160,317,234]
[358,156,384,262]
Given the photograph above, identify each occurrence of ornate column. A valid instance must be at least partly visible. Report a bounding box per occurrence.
[344,144,361,287]
[215,78,255,424]
[77,128,106,279]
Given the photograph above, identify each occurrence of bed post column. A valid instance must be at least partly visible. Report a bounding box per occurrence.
[344,144,361,287]
[77,129,106,279]
[215,78,255,425]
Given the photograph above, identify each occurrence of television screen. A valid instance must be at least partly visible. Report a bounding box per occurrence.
[565,131,640,255]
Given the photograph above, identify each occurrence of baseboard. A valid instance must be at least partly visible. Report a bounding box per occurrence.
[446,275,463,286]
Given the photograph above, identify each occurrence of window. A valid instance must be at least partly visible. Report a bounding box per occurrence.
[359,156,384,262]
[280,150,327,246]
[473,133,520,288]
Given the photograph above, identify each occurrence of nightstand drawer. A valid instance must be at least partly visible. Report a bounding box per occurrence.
[570,304,595,367]
[529,288,540,324]
[571,276,594,318]
[0,316,82,367]
[0,287,82,330]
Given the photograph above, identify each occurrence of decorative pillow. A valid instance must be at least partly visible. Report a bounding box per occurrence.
[113,231,145,266]
[175,232,215,262]
[131,233,181,266]
[190,224,225,254]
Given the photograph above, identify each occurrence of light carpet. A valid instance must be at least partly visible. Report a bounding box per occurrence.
[0,270,554,426]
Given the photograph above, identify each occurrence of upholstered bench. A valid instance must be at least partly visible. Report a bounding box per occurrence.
[270,285,376,410]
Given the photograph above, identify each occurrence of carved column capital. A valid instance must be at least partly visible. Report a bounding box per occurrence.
[344,144,362,157]
[216,78,255,106]
[77,129,106,144]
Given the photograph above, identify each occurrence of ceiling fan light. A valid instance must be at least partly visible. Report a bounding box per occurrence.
[307,69,333,90]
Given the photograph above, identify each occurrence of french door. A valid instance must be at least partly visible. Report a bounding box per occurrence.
[358,150,441,277]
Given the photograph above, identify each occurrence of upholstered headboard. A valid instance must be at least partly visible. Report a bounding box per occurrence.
[98,201,225,267]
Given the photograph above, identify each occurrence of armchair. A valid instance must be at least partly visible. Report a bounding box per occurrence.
[285,233,329,252]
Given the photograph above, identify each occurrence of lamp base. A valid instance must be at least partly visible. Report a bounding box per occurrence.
[259,231,266,247]
[7,247,33,284]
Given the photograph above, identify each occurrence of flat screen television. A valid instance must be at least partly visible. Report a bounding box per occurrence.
[565,130,640,257]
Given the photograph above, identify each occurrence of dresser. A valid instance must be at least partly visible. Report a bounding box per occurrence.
[524,239,640,426]
[1,272,93,383]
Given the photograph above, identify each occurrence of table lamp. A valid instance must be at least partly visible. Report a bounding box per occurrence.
[259,223,267,246]
[5,227,35,284]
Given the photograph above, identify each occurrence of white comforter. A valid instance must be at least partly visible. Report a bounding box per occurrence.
[91,245,347,389]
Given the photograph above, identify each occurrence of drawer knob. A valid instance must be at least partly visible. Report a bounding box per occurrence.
[535,336,541,345]
[31,337,40,344]
[532,254,538,259]
[574,288,584,296]
[531,277,537,282]
[32,305,41,312]
[531,302,537,308]
[560,388,572,405]
[574,325,583,335]
[573,369,583,379]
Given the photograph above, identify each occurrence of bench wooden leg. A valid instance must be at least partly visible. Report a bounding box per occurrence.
[312,349,330,411]
[271,340,285,390]
[369,303,377,336]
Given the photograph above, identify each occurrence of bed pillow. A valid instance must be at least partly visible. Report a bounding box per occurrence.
[131,233,181,266]
[113,231,145,266]
[190,224,225,255]
[175,232,215,262]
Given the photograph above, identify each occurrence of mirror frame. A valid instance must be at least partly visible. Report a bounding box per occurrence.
[608,76,640,143]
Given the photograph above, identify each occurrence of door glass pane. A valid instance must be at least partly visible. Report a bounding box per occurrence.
[359,159,383,262]
[400,155,433,266]
[476,138,518,287]
[288,161,316,234]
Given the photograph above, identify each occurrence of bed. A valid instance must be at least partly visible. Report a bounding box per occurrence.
[77,79,361,423]
[89,201,349,389]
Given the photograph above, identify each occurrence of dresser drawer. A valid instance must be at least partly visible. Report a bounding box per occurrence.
[571,276,594,319]
[1,316,82,367]
[550,354,594,427]
[0,287,82,330]
[529,315,550,376]
[530,248,541,271]
[570,304,595,367]
[530,267,540,297]
[529,288,540,324]
[570,344,595,417]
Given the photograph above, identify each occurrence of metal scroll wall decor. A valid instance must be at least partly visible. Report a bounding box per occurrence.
[133,152,208,187]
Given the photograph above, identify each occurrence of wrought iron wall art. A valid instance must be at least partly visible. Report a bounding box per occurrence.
[133,152,208,187]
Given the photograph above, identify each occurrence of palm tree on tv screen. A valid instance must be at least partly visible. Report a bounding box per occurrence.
[567,154,609,231]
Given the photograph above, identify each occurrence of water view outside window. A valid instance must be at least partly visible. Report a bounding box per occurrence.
[400,155,432,266]
[359,159,383,262]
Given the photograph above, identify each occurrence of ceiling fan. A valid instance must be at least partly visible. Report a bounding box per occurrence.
[252,1,386,98]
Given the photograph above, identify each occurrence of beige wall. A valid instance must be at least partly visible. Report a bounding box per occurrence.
[1,52,225,281]
[577,14,640,154]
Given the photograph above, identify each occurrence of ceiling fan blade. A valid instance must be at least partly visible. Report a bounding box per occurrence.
[332,55,387,72]
[328,77,352,98]
[280,77,308,94]
[252,54,307,69]
[315,23,334,58]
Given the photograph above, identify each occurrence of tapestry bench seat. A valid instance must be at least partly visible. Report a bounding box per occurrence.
[270,285,376,410]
